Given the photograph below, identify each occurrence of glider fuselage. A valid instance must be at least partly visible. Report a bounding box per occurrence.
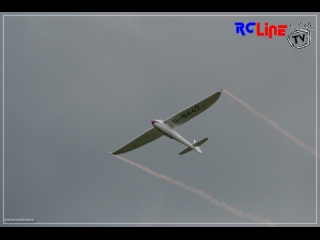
[151,119,198,152]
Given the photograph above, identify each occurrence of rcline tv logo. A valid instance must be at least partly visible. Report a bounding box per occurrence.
[286,22,313,50]
[235,22,288,39]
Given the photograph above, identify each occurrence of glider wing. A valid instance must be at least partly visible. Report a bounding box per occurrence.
[165,91,221,128]
[112,128,163,155]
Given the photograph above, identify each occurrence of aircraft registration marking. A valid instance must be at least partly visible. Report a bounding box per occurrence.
[172,105,199,124]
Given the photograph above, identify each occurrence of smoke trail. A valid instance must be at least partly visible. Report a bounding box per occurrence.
[112,154,273,224]
[223,89,318,159]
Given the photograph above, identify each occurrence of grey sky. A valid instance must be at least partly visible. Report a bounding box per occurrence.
[1,13,318,226]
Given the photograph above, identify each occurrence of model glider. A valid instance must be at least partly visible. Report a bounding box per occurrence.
[111,89,222,155]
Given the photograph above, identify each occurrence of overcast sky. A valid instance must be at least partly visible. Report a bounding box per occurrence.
[1,13,318,226]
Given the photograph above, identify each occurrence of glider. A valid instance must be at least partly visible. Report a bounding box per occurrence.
[111,88,222,155]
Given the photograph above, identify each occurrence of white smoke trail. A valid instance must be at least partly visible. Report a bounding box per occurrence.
[112,154,273,224]
[223,89,318,159]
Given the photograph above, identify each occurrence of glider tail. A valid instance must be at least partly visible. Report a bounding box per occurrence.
[179,138,208,155]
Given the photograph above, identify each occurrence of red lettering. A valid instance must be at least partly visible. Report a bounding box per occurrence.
[268,25,277,38]
[265,22,269,37]
[256,22,264,36]
[253,22,288,38]
[277,25,288,36]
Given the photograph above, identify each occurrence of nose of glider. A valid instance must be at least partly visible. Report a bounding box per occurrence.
[151,119,157,125]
